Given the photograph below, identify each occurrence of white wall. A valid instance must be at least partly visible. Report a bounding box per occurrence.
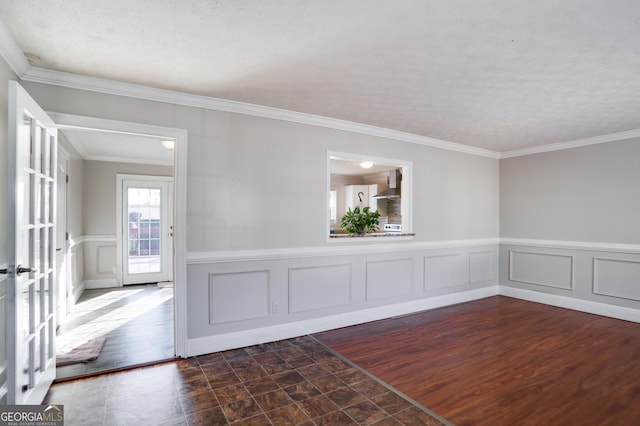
[499,140,640,315]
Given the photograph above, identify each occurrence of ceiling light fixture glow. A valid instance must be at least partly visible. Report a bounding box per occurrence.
[359,161,374,169]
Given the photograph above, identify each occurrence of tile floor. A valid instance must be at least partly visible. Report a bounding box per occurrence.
[56,284,174,379]
[45,336,448,425]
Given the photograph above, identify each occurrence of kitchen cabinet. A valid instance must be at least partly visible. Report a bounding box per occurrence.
[345,184,378,211]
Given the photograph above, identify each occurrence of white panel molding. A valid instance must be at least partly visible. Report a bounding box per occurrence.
[366,258,414,301]
[186,286,499,356]
[209,271,270,324]
[424,253,468,290]
[509,250,574,290]
[288,264,351,313]
[593,257,640,302]
[469,250,494,284]
[499,286,640,324]
[187,238,500,264]
[83,278,119,289]
[500,238,640,254]
[96,245,116,275]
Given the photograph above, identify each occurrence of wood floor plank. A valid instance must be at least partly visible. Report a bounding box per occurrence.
[314,296,640,425]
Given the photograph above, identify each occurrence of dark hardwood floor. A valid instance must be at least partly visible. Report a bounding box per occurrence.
[56,284,174,379]
[314,296,640,426]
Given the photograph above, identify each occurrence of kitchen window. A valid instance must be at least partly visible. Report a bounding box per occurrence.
[327,151,413,239]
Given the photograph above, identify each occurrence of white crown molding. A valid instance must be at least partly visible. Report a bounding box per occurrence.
[22,67,502,159]
[0,19,30,76]
[186,238,500,264]
[500,238,640,254]
[1,54,632,160]
[499,129,640,159]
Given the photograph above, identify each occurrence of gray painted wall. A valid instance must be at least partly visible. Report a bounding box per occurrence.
[500,139,640,313]
[500,139,640,244]
[5,70,633,354]
[83,160,172,235]
[21,82,500,251]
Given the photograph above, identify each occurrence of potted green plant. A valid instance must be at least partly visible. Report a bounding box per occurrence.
[340,206,381,236]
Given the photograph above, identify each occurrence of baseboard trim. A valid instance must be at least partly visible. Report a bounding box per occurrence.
[71,282,86,304]
[499,286,640,323]
[186,285,499,356]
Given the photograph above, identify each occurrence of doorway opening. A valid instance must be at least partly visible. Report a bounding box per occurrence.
[50,113,187,379]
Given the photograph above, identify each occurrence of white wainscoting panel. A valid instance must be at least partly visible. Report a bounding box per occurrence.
[470,251,493,283]
[70,246,85,302]
[509,250,574,290]
[209,271,270,324]
[593,258,640,301]
[366,258,413,301]
[97,245,116,274]
[288,264,351,313]
[424,253,468,290]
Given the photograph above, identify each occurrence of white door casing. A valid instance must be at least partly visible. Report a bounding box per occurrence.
[44,112,187,357]
[55,148,70,325]
[7,81,58,404]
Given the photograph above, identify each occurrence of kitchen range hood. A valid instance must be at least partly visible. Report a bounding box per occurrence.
[373,169,401,199]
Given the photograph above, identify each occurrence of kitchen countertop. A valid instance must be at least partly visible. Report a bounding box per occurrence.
[330,232,415,238]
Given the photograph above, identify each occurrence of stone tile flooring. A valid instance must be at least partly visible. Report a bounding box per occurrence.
[45,336,448,425]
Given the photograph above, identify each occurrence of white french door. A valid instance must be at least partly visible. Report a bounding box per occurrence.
[119,176,173,285]
[5,81,58,404]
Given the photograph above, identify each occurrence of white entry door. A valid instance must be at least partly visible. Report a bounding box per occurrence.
[120,176,173,285]
[5,81,58,404]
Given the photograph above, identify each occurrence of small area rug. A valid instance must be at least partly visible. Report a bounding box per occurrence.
[56,337,106,366]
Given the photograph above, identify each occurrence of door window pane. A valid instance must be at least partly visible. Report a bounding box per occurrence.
[127,187,162,275]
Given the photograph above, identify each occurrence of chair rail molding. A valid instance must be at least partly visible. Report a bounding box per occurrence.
[187,238,500,264]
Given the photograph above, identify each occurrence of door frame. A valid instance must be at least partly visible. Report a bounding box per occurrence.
[47,112,188,358]
[117,174,174,285]
[55,145,70,326]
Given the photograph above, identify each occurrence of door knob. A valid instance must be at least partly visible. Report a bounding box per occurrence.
[16,265,37,276]
[0,268,7,275]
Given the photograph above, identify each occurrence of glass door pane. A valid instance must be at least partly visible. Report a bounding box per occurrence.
[127,187,162,275]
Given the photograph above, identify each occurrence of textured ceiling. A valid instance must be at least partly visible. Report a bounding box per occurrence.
[1,0,640,152]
